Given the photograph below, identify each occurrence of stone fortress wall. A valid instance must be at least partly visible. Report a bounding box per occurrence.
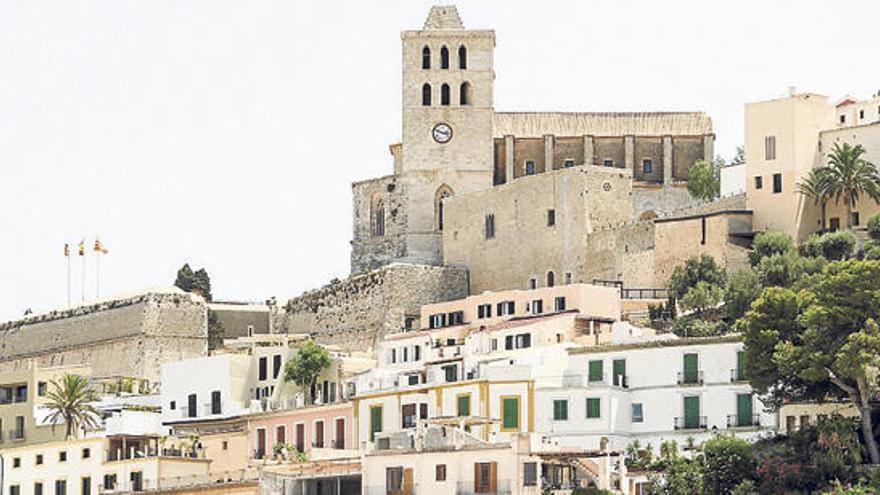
[0,290,207,383]
[275,264,469,353]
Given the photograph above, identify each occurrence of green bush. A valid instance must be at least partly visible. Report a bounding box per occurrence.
[673,317,727,337]
[680,281,724,315]
[667,255,726,299]
[750,230,795,266]
[867,213,880,242]
[725,268,762,318]
[703,434,757,495]
[803,230,856,261]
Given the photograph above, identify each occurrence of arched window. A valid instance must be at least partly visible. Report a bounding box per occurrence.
[547,271,555,288]
[435,185,454,231]
[422,84,432,106]
[441,84,450,106]
[422,46,431,69]
[459,82,472,106]
[440,46,449,69]
[371,196,385,237]
[458,45,467,69]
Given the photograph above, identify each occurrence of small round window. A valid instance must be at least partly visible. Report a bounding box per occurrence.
[602,182,612,192]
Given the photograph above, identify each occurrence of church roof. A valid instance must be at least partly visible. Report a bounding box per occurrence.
[493,112,713,138]
[424,5,464,30]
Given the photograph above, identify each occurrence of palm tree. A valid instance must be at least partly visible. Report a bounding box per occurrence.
[43,374,101,439]
[797,167,831,230]
[825,142,880,229]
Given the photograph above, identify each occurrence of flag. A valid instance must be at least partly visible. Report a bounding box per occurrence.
[78,240,85,256]
[94,238,108,254]
[64,243,70,257]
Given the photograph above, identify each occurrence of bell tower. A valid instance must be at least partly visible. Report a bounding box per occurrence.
[400,5,495,177]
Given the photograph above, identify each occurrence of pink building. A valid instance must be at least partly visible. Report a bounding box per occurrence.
[248,402,354,461]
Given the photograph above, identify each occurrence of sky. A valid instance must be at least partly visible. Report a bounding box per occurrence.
[1,0,879,322]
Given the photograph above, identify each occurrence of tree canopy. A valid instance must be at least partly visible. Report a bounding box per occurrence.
[174,263,212,301]
[687,159,720,202]
[283,340,332,404]
[43,374,101,439]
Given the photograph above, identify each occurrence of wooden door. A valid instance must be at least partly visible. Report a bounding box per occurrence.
[402,468,413,495]
[335,418,345,449]
[296,423,305,452]
[315,420,325,448]
[256,429,266,458]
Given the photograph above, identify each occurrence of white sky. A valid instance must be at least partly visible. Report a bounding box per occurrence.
[1,0,879,322]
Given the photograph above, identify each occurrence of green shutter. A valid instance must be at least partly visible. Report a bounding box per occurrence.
[684,396,700,429]
[613,359,626,386]
[683,354,698,384]
[457,395,470,417]
[502,397,519,430]
[737,394,753,427]
[553,400,568,421]
[586,398,601,418]
[588,360,604,382]
[370,406,382,441]
[737,351,747,380]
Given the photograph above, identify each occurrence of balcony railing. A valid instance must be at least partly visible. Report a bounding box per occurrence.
[454,479,513,495]
[612,375,629,388]
[674,416,708,430]
[727,414,761,428]
[730,368,748,382]
[677,371,704,386]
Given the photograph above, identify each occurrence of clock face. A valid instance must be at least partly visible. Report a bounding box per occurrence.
[432,123,453,144]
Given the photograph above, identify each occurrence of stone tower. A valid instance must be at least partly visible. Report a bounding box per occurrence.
[350,5,496,273]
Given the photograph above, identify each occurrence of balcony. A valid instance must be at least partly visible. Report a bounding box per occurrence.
[677,371,704,386]
[727,414,761,428]
[674,416,707,430]
[612,375,629,389]
[730,368,748,382]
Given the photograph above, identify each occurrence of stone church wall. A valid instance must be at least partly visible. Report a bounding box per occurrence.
[277,264,468,352]
[0,291,207,382]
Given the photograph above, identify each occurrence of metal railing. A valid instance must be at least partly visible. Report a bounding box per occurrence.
[455,479,513,495]
[730,368,748,382]
[622,288,669,300]
[677,371,704,385]
[612,374,629,388]
[727,414,761,428]
[674,416,708,430]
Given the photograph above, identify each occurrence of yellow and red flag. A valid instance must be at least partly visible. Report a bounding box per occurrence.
[64,243,70,257]
[78,240,85,256]
[94,238,108,254]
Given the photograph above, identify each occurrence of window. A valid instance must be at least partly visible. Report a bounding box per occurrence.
[553,399,568,421]
[435,185,452,231]
[632,403,644,423]
[82,447,90,459]
[59,451,67,462]
[81,477,91,495]
[38,381,47,396]
[484,214,495,239]
[458,45,467,69]
[273,354,282,379]
[613,359,626,387]
[247,324,254,337]
[386,467,404,492]
[211,390,221,415]
[840,114,846,124]
[563,159,575,168]
[554,296,566,312]
[477,303,492,319]
[586,398,601,418]
[258,357,268,381]
[390,348,396,363]
[524,462,537,486]
[441,83,450,105]
[422,46,431,69]
[54,481,66,495]
[403,347,408,362]
[491,338,497,351]
[372,198,385,236]
[457,394,471,416]
[34,483,43,495]
[528,278,536,289]
[501,396,520,430]
[530,299,543,315]
[516,333,531,349]
[830,217,840,231]
[764,136,776,160]
[130,472,143,493]
[222,440,228,450]
[682,353,699,384]
[440,46,449,69]
[460,82,472,105]
[436,464,447,481]
[448,311,464,326]
[36,454,43,465]
[860,109,865,120]
[588,360,603,382]
[642,159,652,174]
[103,475,117,491]
[853,211,860,226]
[188,393,197,418]
[12,457,20,468]
[9,486,19,495]
[525,161,535,175]
[315,420,325,447]
[407,374,419,386]
[169,401,176,410]
[422,83,432,106]
[564,272,572,284]
[603,159,613,167]
[496,301,515,316]
[414,346,421,361]
[547,209,556,226]
[701,217,707,245]
[773,173,782,193]
[443,365,458,383]
[369,405,382,441]
[754,176,763,190]
[14,385,27,402]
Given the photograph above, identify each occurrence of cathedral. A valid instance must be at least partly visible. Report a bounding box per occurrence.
[351,5,734,294]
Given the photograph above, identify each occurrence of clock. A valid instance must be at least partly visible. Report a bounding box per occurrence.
[432,123,453,144]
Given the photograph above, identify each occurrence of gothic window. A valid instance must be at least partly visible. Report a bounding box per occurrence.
[441,84,450,106]
[440,46,449,69]
[458,45,467,69]
[435,185,453,231]
[459,82,472,105]
[422,83,432,106]
[422,46,431,69]
[371,196,385,237]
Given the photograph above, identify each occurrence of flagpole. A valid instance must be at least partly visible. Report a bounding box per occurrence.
[81,247,86,303]
[96,252,101,299]
[66,251,71,307]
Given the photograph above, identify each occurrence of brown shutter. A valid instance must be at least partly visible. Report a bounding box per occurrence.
[489,462,497,493]
[403,468,413,495]
[474,463,481,492]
